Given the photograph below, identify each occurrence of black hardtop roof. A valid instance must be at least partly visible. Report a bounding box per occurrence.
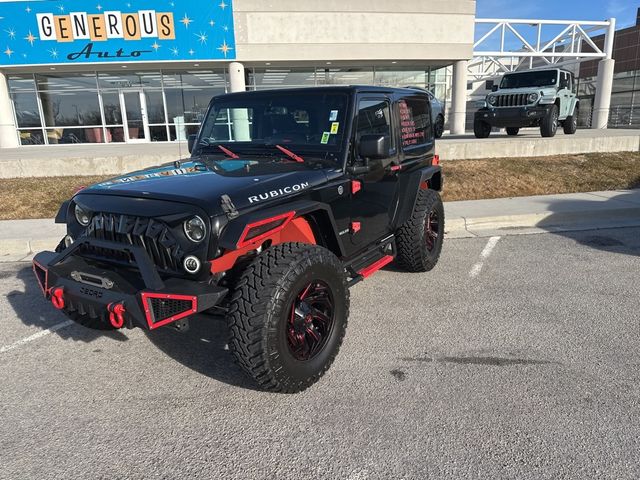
[212,85,428,102]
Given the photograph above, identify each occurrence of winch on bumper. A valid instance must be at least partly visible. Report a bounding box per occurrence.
[475,105,553,127]
[32,238,227,330]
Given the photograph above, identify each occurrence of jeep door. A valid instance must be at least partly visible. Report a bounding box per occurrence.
[559,72,572,119]
[348,94,400,249]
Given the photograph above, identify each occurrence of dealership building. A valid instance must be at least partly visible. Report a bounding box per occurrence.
[0,0,476,149]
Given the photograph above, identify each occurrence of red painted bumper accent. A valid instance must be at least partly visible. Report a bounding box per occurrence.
[358,255,394,279]
[351,222,361,234]
[351,180,362,195]
[140,292,198,330]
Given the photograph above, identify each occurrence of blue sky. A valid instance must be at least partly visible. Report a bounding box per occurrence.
[477,0,639,28]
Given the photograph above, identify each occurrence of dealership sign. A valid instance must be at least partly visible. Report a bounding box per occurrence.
[0,0,236,66]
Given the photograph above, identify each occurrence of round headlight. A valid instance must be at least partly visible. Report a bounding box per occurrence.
[487,95,497,106]
[528,92,539,103]
[184,216,206,243]
[74,204,92,226]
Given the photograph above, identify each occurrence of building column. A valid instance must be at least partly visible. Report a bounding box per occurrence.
[450,60,468,135]
[592,18,616,129]
[0,72,19,148]
[228,61,246,93]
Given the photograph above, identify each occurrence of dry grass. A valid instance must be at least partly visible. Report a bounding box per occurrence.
[442,151,640,202]
[0,152,639,220]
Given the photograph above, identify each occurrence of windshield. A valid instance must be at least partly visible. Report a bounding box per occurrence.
[500,70,558,89]
[194,91,350,164]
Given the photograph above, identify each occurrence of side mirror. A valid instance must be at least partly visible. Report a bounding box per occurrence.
[188,134,197,154]
[358,134,390,160]
[491,85,499,92]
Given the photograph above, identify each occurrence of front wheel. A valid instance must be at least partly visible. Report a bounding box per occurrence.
[434,115,445,139]
[540,105,559,137]
[396,189,445,272]
[474,118,492,138]
[563,109,578,134]
[227,243,349,393]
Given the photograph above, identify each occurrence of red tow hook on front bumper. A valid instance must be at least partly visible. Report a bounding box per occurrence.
[107,303,126,329]
[50,287,65,310]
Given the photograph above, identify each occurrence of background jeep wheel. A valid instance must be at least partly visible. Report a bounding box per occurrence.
[227,243,349,393]
[563,110,578,134]
[474,118,491,138]
[506,127,519,136]
[396,189,444,272]
[540,105,559,137]
[434,115,445,139]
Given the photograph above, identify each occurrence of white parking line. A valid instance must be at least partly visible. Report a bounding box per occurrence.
[0,320,75,354]
[469,236,501,278]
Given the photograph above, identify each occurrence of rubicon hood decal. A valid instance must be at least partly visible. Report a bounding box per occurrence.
[248,183,310,204]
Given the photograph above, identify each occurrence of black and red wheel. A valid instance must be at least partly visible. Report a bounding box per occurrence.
[396,188,445,272]
[227,243,349,393]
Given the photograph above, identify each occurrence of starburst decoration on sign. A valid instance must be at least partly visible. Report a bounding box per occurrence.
[96,4,103,11]
[170,1,175,6]
[5,28,17,40]
[209,20,216,27]
[223,25,229,32]
[24,31,36,46]
[217,40,233,58]
[180,14,193,28]
[151,41,161,51]
[188,49,195,55]
[57,4,65,13]
[25,6,32,13]
[4,46,14,57]
[219,1,227,9]
[48,48,59,58]
[195,32,208,45]
[170,46,179,56]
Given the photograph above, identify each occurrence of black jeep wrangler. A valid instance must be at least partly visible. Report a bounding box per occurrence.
[33,86,444,392]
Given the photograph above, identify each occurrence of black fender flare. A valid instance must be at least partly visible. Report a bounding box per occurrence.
[217,200,347,258]
[393,165,443,229]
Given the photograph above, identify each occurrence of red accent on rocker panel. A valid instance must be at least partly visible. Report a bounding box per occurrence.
[351,222,361,234]
[211,217,317,274]
[236,211,296,249]
[140,292,198,330]
[351,180,362,195]
[32,260,49,296]
[433,154,440,166]
[358,255,394,279]
[390,165,402,172]
[419,181,429,190]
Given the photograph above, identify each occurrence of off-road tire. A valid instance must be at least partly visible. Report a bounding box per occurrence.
[434,115,445,139]
[66,311,117,330]
[506,127,519,136]
[474,118,491,138]
[540,104,559,137]
[563,109,577,134]
[396,189,445,272]
[227,243,349,393]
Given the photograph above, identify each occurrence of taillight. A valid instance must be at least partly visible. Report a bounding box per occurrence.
[237,212,296,248]
[433,154,440,166]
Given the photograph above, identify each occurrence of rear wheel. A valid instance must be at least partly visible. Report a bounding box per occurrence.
[506,127,520,136]
[434,115,445,139]
[396,189,444,272]
[474,118,491,138]
[563,108,578,134]
[227,243,349,393]
[540,104,559,137]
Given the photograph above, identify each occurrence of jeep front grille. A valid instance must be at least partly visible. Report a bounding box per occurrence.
[81,214,183,272]
[494,94,532,107]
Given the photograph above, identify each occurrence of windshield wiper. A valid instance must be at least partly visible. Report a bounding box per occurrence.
[275,144,304,163]
[218,144,240,159]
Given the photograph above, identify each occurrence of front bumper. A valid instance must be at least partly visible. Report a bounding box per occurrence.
[33,238,227,331]
[475,105,553,128]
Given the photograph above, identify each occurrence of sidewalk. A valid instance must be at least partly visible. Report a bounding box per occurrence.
[1,189,639,262]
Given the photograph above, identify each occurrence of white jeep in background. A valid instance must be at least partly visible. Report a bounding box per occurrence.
[474,68,579,138]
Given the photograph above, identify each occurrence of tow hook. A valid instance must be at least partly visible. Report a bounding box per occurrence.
[107,302,126,329]
[50,287,65,310]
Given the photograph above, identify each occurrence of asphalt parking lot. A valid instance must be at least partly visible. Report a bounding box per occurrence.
[1,227,639,480]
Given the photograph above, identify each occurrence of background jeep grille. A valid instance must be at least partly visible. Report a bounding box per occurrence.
[81,213,184,272]
[494,94,532,107]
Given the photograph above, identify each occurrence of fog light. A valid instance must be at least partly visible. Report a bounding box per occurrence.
[183,255,202,274]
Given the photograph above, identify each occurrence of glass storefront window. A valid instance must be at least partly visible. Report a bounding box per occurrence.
[98,72,162,89]
[249,68,315,89]
[36,73,98,91]
[40,91,102,127]
[8,75,37,93]
[375,68,427,89]
[12,92,41,128]
[101,92,123,125]
[145,91,166,124]
[18,129,45,145]
[317,68,373,86]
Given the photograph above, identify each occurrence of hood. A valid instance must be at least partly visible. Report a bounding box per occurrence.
[81,158,331,216]
[491,86,557,95]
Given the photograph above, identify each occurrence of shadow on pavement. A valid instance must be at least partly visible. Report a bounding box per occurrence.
[536,189,640,257]
[8,264,128,343]
[144,314,260,391]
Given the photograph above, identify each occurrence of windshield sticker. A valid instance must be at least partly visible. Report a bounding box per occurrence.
[321,132,331,144]
[329,110,339,122]
[330,122,340,134]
